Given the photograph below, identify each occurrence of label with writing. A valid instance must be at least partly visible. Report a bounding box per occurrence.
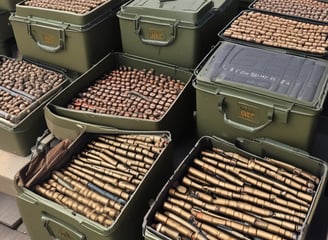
[238,103,258,123]
[147,28,165,41]
[42,33,57,45]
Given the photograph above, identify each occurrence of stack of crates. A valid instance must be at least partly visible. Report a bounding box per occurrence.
[136,2,328,239]
[116,0,239,69]
[12,0,241,239]
[192,0,328,152]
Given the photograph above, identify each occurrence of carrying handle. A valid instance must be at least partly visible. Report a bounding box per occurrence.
[218,95,273,133]
[135,17,178,47]
[42,215,85,240]
[27,23,66,53]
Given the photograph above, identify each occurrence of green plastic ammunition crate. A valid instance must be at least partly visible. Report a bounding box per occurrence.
[0,10,13,41]
[143,136,328,240]
[194,41,328,151]
[44,52,195,139]
[0,57,69,156]
[117,0,238,69]
[15,128,173,240]
[9,1,123,73]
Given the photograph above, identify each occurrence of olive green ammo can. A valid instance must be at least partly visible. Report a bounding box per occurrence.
[117,0,238,69]
[194,41,328,151]
[15,129,173,240]
[143,136,328,240]
[44,52,195,140]
[9,0,125,73]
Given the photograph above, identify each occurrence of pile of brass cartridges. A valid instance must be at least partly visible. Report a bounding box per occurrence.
[151,146,319,240]
[34,134,169,227]
[0,57,66,124]
[66,66,185,120]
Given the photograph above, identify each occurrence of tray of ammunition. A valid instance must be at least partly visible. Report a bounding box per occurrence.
[143,136,328,240]
[15,127,173,240]
[45,52,195,139]
[14,0,127,25]
[0,56,69,156]
[249,0,328,24]
[219,10,328,58]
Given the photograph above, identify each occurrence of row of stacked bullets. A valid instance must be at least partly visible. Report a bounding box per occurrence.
[34,133,169,227]
[151,146,320,240]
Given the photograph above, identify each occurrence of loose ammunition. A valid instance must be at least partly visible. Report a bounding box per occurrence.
[76,155,117,170]
[163,202,194,222]
[102,135,164,154]
[97,136,157,160]
[35,185,114,227]
[163,211,207,240]
[57,170,122,211]
[72,158,133,182]
[265,157,320,184]
[90,139,155,165]
[255,160,315,190]
[87,182,127,205]
[193,158,244,186]
[191,208,284,240]
[153,223,181,240]
[168,197,193,212]
[70,163,136,192]
[188,167,242,193]
[262,217,302,232]
[240,169,313,203]
[238,171,310,208]
[241,185,308,213]
[191,189,274,217]
[55,170,122,211]
[88,144,152,169]
[195,221,240,240]
[66,166,130,201]
[48,179,119,218]
[154,212,203,240]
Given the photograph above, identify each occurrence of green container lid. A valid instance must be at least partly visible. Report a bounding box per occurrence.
[119,0,214,25]
[196,41,328,107]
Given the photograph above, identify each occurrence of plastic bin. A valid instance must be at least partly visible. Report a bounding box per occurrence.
[142,136,328,240]
[193,41,328,151]
[44,52,195,139]
[117,0,238,69]
[9,0,124,73]
[15,128,173,240]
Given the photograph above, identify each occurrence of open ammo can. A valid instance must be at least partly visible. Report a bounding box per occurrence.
[9,0,125,73]
[44,52,195,139]
[0,56,69,156]
[117,0,238,69]
[15,127,173,240]
[194,41,328,151]
[142,136,328,240]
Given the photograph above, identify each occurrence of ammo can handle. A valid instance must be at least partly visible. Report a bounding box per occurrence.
[36,40,63,53]
[27,23,65,53]
[42,215,85,240]
[218,95,273,133]
[135,20,178,47]
[223,112,273,133]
